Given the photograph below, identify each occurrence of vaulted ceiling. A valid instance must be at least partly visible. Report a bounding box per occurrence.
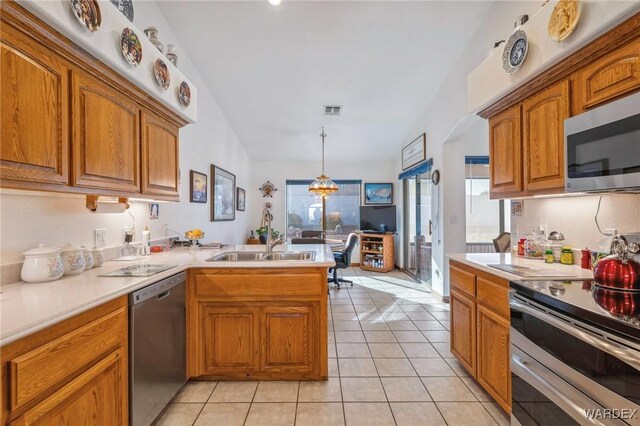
[158,1,493,162]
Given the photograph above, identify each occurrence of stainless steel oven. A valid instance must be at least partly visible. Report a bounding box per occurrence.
[509,280,640,425]
[565,91,640,193]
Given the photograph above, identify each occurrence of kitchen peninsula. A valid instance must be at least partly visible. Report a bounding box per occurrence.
[0,245,333,424]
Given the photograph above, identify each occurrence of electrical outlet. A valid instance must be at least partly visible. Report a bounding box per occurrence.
[604,228,617,236]
[94,228,106,248]
[164,224,168,236]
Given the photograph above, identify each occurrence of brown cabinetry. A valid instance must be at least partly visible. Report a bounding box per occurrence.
[360,234,395,272]
[72,72,140,193]
[0,25,69,188]
[449,260,510,413]
[188,268,327,380]
[0,2,185,200]
[450,289,476,376]
[522,80,570,192]
[489,105,522,197]
[141,110,180,199]
[488,79,570,198]
[575,36,640,113]
[1,297,128,425]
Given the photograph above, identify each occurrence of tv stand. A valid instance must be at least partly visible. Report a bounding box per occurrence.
[360,233,395,273]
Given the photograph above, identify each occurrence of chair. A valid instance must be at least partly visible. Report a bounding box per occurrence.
[291,238,326,244]
[301,230,324,238]
[329,233,359,288]
[493,232,511,253]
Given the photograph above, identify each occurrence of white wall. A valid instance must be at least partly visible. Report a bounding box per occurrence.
[397,1,540,298]
[0,1,252,266]
[511,194,640,250]
[249,160,398,263]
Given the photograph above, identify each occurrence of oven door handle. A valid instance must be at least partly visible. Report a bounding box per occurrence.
[511,354,613,426]
[510,298,640,370]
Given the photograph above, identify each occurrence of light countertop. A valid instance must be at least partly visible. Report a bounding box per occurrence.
[0,244,335,347]
[447,253,594,282]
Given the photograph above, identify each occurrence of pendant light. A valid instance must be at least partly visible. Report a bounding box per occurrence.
[308,127,339,197]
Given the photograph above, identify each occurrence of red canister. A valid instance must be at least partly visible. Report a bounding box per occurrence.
[581,248,591,269]
[518,238,525,256]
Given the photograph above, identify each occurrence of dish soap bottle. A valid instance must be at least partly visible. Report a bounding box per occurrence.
[142,226,151,256]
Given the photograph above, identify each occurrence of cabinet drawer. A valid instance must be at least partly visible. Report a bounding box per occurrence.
[193,269,325,298]
[9,307,126,411]
[450,264,476,297]
[477,277,510,319]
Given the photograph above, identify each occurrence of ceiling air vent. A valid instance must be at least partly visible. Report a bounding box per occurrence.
[324,105,342,116]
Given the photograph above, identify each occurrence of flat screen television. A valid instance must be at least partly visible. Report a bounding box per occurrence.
[360,205,396,234]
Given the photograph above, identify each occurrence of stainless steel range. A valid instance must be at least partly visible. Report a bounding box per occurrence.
[509,279,640,425]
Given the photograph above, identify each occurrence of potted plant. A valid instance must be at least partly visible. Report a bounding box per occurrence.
[255,226,280,244]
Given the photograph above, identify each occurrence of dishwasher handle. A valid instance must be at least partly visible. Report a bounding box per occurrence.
[130,272,186,306]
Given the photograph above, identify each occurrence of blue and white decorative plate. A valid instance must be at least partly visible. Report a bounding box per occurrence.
[110,0,134,22]
[502,29,528,74]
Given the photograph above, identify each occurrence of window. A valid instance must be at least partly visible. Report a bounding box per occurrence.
[286,180,361,238]
[464,157,510,244]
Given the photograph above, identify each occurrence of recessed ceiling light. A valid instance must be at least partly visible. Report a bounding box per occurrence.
[268,0,282,6]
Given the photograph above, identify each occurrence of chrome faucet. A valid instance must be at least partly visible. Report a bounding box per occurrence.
[263,203,285,254]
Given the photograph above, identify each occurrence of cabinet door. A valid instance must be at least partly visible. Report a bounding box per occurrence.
[10,350,126,426]
[200,305,259,375]
[141,110,179,199]
[450,289,476,376]
[576,37,640,112]
[523,80,570,193]
[72,72,140,193]
[489,104,522,198]
[261,306,316,374]
[477,304,511,413]
[1,26,69,187]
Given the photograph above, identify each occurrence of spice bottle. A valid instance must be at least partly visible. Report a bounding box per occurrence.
[561,246,573,265]
[545,249,555,264]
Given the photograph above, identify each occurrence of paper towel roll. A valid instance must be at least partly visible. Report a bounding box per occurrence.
[89,202,127,214]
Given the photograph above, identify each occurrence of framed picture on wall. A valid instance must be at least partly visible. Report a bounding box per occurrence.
[211,164,236,221]
[402,133,426,170]
[236,187,246,211]
[190,170,207,203]
[364,183,393,205]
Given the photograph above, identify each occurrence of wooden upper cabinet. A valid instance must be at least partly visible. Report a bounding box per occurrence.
[522,79,570,193]
[0,25,69,187]
[575,36,640,113]
[71,72,140,193]
[141,110,180,199]
[489,104,522,197]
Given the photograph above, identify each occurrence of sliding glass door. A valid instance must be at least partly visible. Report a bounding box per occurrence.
[403,172,432,291]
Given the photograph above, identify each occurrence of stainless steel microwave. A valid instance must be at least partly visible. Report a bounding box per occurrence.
[565,91,640,193]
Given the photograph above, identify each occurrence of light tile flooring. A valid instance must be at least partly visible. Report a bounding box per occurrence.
[156,268,510,426]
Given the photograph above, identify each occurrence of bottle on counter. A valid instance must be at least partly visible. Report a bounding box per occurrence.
[518,237,526,256]
[561,246,574,265]
[143,226,151,256]
[545,249,555,264]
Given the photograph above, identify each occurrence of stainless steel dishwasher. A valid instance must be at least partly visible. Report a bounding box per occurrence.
[130,272,186,426]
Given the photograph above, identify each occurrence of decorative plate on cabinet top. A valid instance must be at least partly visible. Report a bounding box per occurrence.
[548,0,582,42]
[502,29,528,74]
[178,81,191,107]
[109,0,134,22]
[120,28,142,67]
[69,0,101,32]
[153,59,171,91]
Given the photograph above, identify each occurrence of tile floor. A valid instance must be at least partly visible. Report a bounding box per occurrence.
[156,267,510,426]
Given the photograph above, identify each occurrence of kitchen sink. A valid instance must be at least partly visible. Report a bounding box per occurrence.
[206,251,315,262]
[265,251,316,261]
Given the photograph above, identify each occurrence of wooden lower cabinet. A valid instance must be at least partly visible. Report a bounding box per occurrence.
[477,304,511,411]
[450,289,476,376]
[188,268,327,380]
[449,260,511,413]
[1,297,128,425]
